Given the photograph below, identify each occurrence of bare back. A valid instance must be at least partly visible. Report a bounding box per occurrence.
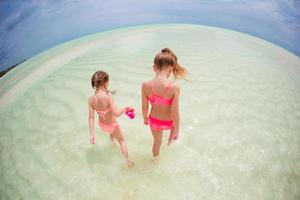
[143,79,175,120]
[89,92,116,123]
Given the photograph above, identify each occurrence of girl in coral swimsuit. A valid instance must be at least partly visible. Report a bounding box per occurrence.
[141,48,187,158]
[88,71,134,167]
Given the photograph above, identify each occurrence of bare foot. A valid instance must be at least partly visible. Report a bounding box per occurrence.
[151,156,160,164]
[90,137,95,145]
[126,160,135,168]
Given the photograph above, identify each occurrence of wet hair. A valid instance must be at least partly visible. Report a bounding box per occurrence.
[91,71,109,89]
[154,48,187,79]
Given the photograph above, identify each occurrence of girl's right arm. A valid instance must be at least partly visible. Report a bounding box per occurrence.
[108,93,127,117]
[88,97,95,144]
[141,82,149,124]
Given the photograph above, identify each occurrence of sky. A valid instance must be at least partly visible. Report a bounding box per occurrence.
[0,0,299,71]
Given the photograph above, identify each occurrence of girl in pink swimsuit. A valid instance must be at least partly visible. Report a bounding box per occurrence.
[141,48,187,158]
[88,71,134,167]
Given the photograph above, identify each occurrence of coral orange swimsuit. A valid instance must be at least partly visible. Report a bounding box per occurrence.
[96,109,118,133]
[147,80,174,131]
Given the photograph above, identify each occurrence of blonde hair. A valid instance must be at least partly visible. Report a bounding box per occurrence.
[91,71,109,89]
[154,48,187,79]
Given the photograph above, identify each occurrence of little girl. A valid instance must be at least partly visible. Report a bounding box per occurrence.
[88,71,134,167]
[141,48,187,158]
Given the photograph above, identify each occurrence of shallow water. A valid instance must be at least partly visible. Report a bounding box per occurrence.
[0,24,300,200]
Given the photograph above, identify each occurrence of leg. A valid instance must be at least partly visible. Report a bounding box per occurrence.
[109,133,117,146]
[151,128,163,157]
[111,126,134,167]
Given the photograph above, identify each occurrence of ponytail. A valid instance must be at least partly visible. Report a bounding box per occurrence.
[173,63,187,80]
[160,48,187,79]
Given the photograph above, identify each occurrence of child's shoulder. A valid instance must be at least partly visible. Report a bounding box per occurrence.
[88,95,96,103]
[141,80,151,88]
[169,81,180,92]
[142,80,152,85]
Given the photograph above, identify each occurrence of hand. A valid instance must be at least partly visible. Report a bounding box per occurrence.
[90,135,95,144]
[125,107,135,119]
[172,132,179,140]
[144,116,149,125]
[125,107,133,112]
[168,130,179,145]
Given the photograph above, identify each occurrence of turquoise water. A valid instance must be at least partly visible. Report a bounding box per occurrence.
[0,24,300,199]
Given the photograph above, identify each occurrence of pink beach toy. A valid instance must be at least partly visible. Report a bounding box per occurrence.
[125,108,135,119]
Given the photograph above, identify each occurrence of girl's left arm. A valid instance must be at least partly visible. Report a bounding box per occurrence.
[88,97,95,144]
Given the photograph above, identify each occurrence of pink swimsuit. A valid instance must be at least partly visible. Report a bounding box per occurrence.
[147,80,174,131]
[96,109,118,134]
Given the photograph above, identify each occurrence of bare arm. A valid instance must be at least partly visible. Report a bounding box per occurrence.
[88,97,95,144]
[141,82,149,124]
[171,85,180,136]
[108,92,127,117]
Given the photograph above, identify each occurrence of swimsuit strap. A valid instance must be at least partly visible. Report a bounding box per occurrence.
[149,80,173,97]
[148,80,173,97]
[163,81,173,97]
[96,109,110,119]
[148,80,155,95]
